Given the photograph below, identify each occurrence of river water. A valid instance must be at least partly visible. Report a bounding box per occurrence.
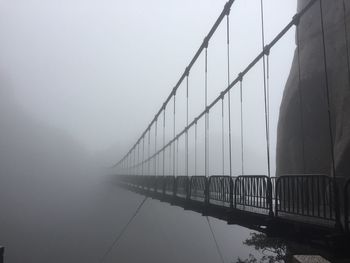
[0,165,331,263]
[0,164,274,263]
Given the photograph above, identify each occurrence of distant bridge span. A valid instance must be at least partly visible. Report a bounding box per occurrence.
[114,0,350,241]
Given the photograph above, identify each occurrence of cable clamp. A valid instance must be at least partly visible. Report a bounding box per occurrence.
[205,106,210,113]
[203,36,209,48]
[238,72,243,82]
[185,67,190,77]
[264,44,271,56]
[220,91,225,100]
[224,2,231,16]
[293,13,300,26]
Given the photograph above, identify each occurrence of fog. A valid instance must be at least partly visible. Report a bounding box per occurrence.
[0,0,297,262]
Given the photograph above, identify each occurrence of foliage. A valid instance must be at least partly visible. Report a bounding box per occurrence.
[232,233,288,263]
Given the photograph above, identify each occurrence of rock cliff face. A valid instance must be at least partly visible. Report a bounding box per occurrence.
[276,0,350,177]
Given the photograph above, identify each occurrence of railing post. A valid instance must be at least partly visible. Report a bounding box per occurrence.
[234,177,238,209]
[333,177,342,231]
[267,177,274,217]
[173,177,177,199]
[345,179,349,232]
[205,177,209,206]
[186,177,190,201]
[0,246,4,263]
[230,177,234,209]
[275,177,280,217]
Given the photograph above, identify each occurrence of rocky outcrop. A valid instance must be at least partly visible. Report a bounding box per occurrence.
[276,0,350,177]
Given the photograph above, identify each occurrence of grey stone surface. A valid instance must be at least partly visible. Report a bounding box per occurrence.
[293,255,330,263]
[276,0,350,177]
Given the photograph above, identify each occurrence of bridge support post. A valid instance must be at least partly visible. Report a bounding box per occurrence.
[267,177,274,218]
[333,178,343,231]
[0,246,4,263]
[229,177,233,209]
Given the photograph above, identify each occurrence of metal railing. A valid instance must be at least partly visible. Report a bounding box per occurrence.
[275,175,336,223]
[119,174,350,230]
[155,176,164,193]
[147,176,157,191]
[164,176,176,196]
[190,176,207,202]
[344,179,350,232]
[209,176,233,208]
[175,176,189,199]
[234,176,273,216]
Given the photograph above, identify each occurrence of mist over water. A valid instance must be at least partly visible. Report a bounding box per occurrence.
[0,0,299,262]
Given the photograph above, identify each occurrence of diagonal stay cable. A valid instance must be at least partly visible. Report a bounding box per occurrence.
[205,216,225,263]
[99,196,148,263]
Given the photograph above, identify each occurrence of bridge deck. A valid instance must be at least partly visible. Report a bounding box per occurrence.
[119,174,350,239]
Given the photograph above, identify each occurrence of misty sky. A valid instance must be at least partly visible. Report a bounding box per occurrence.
[0,0,297,173]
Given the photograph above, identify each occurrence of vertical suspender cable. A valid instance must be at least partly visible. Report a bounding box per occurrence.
[221,96,225,175]
[127,155,130,175]
[186,73,189,177]
[260,0,271,178]
[240,78,244,175]
[173,94,176,177]
[148,130,151,176]
[195,121,198,176]
[343,0,350,87]
[133,149,136,175]
[142,137,145,176]
[319,0,336,177]
[205,45,209,178]
[169,141,172,176]
[176,138,179,176]
[126,154,128,176]
[163,109,166,177]
[296,20,306,172]
[226,13,233,178]
[137,143,140,175]
[319,0,341,229]
[155,119,158,176]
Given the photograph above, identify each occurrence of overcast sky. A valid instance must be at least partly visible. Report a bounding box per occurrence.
[0,0,297,174]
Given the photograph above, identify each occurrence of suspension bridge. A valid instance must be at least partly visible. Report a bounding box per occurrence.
[114,0,350,241]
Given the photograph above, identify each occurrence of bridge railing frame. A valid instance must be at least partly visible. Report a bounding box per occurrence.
[275,174,340,227]
[163,176,176,196]
[234,175,273,217]
[345,178,350,232]
[175,176,190,199]
[189,176,207,203]
[208,176,233,208]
